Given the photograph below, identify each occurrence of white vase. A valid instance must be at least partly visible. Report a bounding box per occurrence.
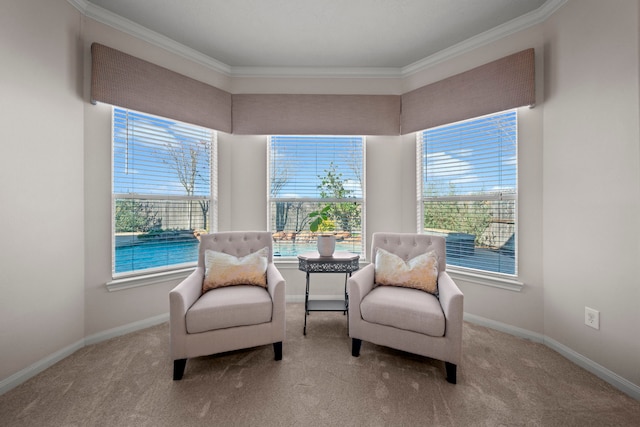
[317,234,336,257]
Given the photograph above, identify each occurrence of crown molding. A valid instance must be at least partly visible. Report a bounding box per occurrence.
[67,0,232,76]
[69,0,566,79]
[401,0,567,76]
[229,65,403,79]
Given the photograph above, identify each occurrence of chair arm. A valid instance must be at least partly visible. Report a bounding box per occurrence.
[348,263,374,338]
[266,263,286,342]
[437,271,464,328]
[266,263,286,305]
[169,267,204,334]
[347,263,375,307]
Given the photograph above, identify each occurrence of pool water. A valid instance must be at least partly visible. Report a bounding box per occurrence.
[272,241,361,257]
[115,239,363,274]
[115,240,200,273]
[115,239,512,275]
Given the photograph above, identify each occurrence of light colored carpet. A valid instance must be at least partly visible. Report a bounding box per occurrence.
[1,303,639,426]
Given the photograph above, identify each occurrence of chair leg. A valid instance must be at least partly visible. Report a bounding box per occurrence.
[351,338,362,357]
[173,359,187,381]
[445,362,457,384]
[273,341,283,361]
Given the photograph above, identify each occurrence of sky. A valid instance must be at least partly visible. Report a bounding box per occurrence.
[113,108,212,197]
[422,110,517,197]
[269,135,364,200]
[112,108,515,201]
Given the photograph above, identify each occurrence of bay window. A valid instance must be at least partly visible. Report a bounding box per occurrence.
[417,110,517,276]
[268,135,365,258]
[112,107,216,277]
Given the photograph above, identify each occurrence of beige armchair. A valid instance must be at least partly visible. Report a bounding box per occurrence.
[348,233,463,383]
[169,231,285,380]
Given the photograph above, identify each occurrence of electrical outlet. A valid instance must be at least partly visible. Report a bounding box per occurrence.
[585,307,600,330]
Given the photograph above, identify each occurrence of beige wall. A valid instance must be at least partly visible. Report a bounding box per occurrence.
[82,20,548,335]
[80,17,231,336]
[2,0,639,395]
[543,0,640,385]
[0,0,85,380]
[402,25,546,335]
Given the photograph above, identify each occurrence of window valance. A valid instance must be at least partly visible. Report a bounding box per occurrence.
[91,43,535,135]
[401,49,535,134]
[91,43,233,133]
[232,94,401,135]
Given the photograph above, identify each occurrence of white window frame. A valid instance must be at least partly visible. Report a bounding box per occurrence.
[417,110,521,289]
[109,107,217,286]
[267,135,366,259]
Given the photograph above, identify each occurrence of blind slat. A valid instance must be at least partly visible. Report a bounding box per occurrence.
[418,110,517,276]
[268,135,365,257]
[112,107,216,276]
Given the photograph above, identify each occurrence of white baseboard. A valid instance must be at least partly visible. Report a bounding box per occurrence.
[84,313,169,346]
[0,313,169,397]
[464,313,640,401]
[543,336,640,401]
[286,294,346,303]
[0,338,84,396]
[464,312,545,343]
[3,309,639,401]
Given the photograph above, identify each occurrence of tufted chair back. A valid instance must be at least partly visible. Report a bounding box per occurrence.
[197,231,273,268]
[171,230,285,380]
[370,232,446,273]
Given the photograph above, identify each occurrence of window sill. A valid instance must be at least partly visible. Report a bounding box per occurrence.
[106,267,196,292]
[446,267,524,291]
[105,261,519,293]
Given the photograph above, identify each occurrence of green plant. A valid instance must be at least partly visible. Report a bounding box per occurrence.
[317,218,336,232]
[115,199,162,233]
[308,205,331,232]
[318,162,360,232]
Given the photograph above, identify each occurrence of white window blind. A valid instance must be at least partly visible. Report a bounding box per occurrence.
[418,110,517,275]
[268,135,365,258]
[112,107,216,276]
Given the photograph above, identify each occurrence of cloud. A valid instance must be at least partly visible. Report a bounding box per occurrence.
[426,151,477,180]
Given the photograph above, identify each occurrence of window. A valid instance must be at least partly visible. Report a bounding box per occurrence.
[112,107,216,277]
[268,135,365,258]
[417,110,517,276]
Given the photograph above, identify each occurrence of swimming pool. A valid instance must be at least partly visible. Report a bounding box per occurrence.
[115,238,512,275]
[272,241,361,257]
[115,239,200,273]
[115,238,363,274]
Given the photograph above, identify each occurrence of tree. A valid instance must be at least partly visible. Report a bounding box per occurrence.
[317,162,361,232]
[163,138,211,230]
[423,182,492,246]
[270,159,290,232]
[115,200,161,233]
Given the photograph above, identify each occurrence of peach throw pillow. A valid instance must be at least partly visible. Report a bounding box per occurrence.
[374,248,439,295]
[202,247,269,293]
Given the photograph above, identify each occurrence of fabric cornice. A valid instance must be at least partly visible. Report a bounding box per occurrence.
[91,43,533,137]
[232,94,401,135]
[401,48,535,134]
[90,43,232,133]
